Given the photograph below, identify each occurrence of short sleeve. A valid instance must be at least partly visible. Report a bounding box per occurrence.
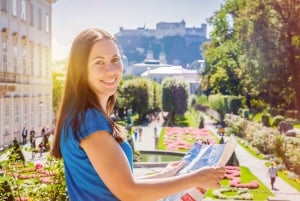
[78,109,111,140]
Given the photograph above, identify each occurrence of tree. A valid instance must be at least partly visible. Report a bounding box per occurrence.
[203,0,300,111]
[201,2,246,97]
[52,71,65,113]
[118,78,154,121]
[162,78,189,126]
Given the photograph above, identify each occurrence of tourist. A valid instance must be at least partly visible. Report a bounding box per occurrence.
[138,127,143,141]
[267,162,278,190]
[29,128,35,144]
[154,126,159,149]
[38,141,44,157]
[31,137,36,160]
[50,28,225,201]
[21,127,27,145]
[133,128,138,141]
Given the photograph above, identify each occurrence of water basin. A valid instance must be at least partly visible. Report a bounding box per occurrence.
[138,150,185,163]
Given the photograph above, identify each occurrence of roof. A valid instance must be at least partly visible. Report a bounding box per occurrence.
[141,66,197,76]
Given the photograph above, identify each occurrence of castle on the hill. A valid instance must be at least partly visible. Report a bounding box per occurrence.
[115,20,209,67]
[116,20,207,39]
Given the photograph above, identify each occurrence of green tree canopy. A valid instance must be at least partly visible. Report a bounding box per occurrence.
[162,78,189,125]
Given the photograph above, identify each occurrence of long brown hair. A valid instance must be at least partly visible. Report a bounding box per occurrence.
[51,28,124,159]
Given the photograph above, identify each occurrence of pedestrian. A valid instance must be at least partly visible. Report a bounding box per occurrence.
[154,126,159,149]
[21,127,27,145]
[31,137,36,160]
[138,127,143,141]
[38,141,44,157]
[50,28,224,201]
[41,127,46,137]
[267,162,278,190]
[29,129,35,144]
[133,128,138,141]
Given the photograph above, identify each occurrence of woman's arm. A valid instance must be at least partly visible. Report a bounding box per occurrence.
[81,131,224,201]
[136,161,186,179]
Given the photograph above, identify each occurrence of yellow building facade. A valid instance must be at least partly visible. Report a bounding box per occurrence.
[0,0,56,147]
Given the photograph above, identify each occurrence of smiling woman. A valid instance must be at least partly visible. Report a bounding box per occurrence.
[87,39,123,107]
[50,28,225,201]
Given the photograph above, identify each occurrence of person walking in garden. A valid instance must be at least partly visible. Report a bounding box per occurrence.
[138,127,143,141]
[29,128,35,144]
[31,137,36,160]
[154,126,159,149]
[267,162,278,190]
[133,127,138,141]
[21,127,27,145]
[38,141,44,157]
[50,28,225,201]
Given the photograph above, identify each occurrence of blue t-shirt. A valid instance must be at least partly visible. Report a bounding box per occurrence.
[60,109,133,201]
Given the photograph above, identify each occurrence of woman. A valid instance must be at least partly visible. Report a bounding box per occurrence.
[51,28,224,201]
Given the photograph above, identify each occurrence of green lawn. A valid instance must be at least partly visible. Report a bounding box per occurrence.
[204,166,273,200]
[294,124,300,129]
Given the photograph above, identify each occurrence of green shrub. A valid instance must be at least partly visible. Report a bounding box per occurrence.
[272,115,285,127]
[238,108,250,119]
[251,99,269,113]
[228,96,242,114]
[208,94,224,113]
[261,114,271,127]
[0,180,14,201]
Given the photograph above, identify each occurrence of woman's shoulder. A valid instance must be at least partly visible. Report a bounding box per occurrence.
[85,108,106,120]
[80,108,111,133]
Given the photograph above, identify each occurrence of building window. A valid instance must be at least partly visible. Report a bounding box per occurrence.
[21,36,27,73]
[4,103,10,134]
[38,8,42,30]
[21,0,26,21]
[2,37,8,72]
[29,41,34,75]
[30,3,34,26]
[12,34,18,73]
[45,13,49,32]
[13,45,18,73]
[22,49,27,74]
[14,100,20,133]
[22,43,27,74]
[45,48,49,76]
[1,0,7,12]
[31,100,35,129]
[12,0,17,16]
[39,45,42,76]
[23,98,29,127]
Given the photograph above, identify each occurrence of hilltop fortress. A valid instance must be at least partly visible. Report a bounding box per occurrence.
[115,20,209,66]
[116,20,207,39]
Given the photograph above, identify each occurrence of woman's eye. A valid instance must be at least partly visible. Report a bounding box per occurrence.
[95,60,104,65]
[112,57,120,63]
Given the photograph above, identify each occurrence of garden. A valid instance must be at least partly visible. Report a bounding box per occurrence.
[0,142,67,201]
[153,125,273,200]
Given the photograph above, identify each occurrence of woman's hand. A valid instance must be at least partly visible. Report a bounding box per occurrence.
[191,166,225,189]
[160,161,186,177]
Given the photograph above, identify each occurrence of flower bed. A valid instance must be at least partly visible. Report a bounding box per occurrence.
[224,166,259,189]
[163,127,217,151]
[210,166,261,200]
[212,187,253,200]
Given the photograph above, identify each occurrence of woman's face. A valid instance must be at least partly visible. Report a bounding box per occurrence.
[87,38,123,104]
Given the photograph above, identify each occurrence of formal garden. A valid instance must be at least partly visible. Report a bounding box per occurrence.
[0,106,300,200]
[0,137,67,201]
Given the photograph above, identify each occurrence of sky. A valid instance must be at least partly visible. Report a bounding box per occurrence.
[51,0,224,60]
